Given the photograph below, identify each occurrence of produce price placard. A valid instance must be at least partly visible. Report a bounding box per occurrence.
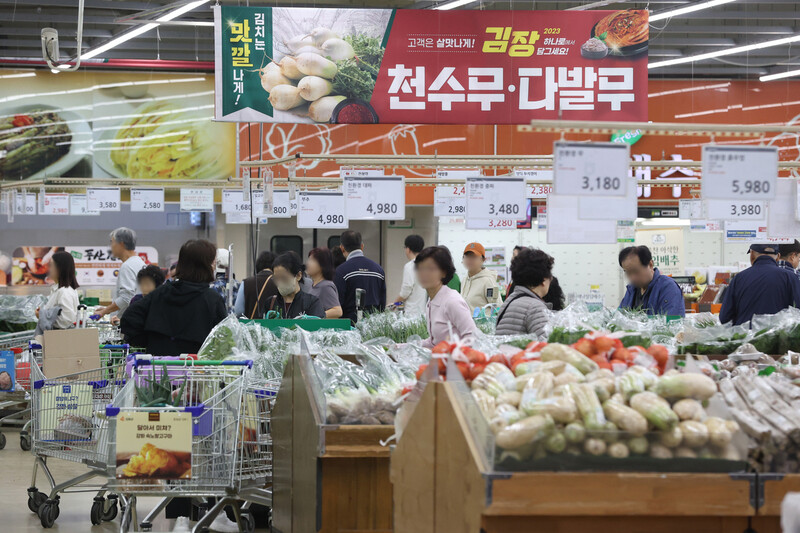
[344,176,405,220]
[465,218,517,230]
[515,169,554,199]
[87,187,121,212]
[297,191,348,229]
[180,188,214,212]
[69,194,99,216]
[41,193,70,215]
[223,189,264,215]
[678,199,704,220]
[214,7,648,124]
[130,188,165,212]
[701,146,777,201]
[466,176,526,220]
[705,199,766,221]
[269,190,293,218]
[15,193,37,216]
[553,141,629,197]
[434,170,473,217]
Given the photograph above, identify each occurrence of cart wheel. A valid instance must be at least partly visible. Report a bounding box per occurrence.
[27,488,47,513]
[38,502,58,528]
[90,499,104,525]
[20,434,31,451]
[240,513,255,533]
[102,499,118,521]
[0,432,6,450]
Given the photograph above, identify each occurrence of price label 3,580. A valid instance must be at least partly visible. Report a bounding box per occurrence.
[702,146,777,201]
[87,187,121,212]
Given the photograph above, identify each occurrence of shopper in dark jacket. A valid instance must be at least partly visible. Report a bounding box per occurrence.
[121,239,227,356]
[334,230,386,323]
[263,252,325,319]
[619,245,685,317]
[720,243,800,326]
[234,250,278,318]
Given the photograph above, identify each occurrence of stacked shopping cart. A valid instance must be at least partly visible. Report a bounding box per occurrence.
[0,329,38,450]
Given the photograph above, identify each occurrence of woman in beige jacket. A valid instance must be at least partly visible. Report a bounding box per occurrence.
[460,242,502,311]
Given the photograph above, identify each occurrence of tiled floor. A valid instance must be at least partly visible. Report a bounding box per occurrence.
[0,429,268,532]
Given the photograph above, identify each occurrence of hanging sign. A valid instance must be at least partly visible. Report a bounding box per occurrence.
[131,189,165,212]
[180,188,214,212]
[701,146,777,201]
[270,191,292,218]
[41,193,70,215]
[678,199,704,220]
[214,7,648,124]
[434,170,473,217]
[87,187,121,212]
[466,177,526,220]
[465,218,517,230]
[69,194,99,216]
[553,141,629,197]
[344,176,406,220]
[515,169,554,199]
[705,199,766,221]
[297,191,348,229]
[15,193,37,215]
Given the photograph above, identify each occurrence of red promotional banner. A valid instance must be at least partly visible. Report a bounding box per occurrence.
[372,9,649,124]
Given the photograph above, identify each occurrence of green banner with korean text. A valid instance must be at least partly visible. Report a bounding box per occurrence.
[215,6,273,118]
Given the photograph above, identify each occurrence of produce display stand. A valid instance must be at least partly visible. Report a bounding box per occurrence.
[272,354,394,533]
[392,380,764,533]
[240,318,351,335]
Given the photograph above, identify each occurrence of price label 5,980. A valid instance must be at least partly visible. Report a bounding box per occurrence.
[702,146,777,201]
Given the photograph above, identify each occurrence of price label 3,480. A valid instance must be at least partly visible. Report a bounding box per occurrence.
[466,177,526,221]
[702,146,777,201]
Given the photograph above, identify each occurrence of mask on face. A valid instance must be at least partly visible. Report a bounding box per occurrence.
[277,279,297,297]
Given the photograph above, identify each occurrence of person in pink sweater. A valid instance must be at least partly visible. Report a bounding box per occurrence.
[415,246,477,349]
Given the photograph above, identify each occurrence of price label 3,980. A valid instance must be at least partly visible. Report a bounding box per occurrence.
[705,199,766,221]
[702,146,777,201]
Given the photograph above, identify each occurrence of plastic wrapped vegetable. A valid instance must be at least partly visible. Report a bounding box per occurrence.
[679,420,710,448]
[541,344,599,375]
[653,373,717,401]
[564,422,586,444]
[544,431,567,454]
[472,389,496,420]
[471,373,506,397]
[704,417,733,448]
[626,365,659,388]
[649,443,673,459]
[602,399,648,436]
[658,425,683,448]
[568,383,607,431]
[514,360,544,376]
[629,391,679,430]
[583,438,606,456]
[672,399,706,421]
[490,404,524,434]
[521,371,554,401]
[627,436,649,455]
[495,414,555,449]
[522,394,578,424]
[483,362,517,391]
[591,378,615,403]
[197,315,241,360]
[608,442,630,458]
[616,373,645,401]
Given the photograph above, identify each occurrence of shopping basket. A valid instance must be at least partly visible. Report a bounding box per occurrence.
[105,356,260,533]
[27,359,128,528]
[0,330,38,451]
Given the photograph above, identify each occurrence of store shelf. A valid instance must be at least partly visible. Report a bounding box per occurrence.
[272,354,393,533]
[392,381,760,533]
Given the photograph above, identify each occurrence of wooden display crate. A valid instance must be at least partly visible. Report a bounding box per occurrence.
[272,354,394,533]
[392,381,758,533]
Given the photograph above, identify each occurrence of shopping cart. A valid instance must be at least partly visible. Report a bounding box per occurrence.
[87,317,123,344]
[105,356,263,532]
[27,360,128,528]
[0,330,38,450]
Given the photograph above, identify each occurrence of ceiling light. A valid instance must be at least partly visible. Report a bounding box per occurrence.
[649,34,800,69]
[760,68,800,82]
[649,0,737,23]
[434,0,475,10]
[81,1,210,61]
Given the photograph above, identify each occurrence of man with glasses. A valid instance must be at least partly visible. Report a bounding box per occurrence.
[618,245,685,317]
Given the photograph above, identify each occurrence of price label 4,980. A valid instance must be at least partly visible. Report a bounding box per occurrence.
[297,191,348,229]
[702,146,777,201]
[344,176,405,220]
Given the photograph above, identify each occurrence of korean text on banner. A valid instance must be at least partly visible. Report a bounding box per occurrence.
[214,7,648,124]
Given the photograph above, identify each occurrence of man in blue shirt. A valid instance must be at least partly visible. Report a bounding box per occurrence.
[619,245,685,317]
[720,243,800,326]
[777,240,800,280]
[334,230,386,324]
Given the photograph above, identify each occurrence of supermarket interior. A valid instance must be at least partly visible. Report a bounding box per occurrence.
[6,1,800,532]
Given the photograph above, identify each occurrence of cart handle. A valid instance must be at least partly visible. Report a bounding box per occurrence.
[100,344,130,350]
[105,403,206,418]
[132,357,253,369]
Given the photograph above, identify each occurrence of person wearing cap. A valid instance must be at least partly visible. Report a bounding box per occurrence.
[778,240,800,280]
[720,243,800,327]
[461,242,502,311]
[619,245,685,317]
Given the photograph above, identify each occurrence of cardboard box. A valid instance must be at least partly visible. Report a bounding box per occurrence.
[43,329,100,377]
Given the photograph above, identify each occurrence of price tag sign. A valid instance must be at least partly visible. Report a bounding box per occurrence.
[131,188,164,212]
[705,199,766,221]
[340,168,385,178]
[87,188,121,211]
[15,193,37,215]
[69,194,98,216]
[679,199,704,220]
[297,191,348,229]
[466,177,526,220]
[553,141,629,197]
[433,185,466,217]
[41,193,70,215]
[515,169,554,199]
[180,188,214,212]
[222,189,264,215]
[270,191,292,218]
[465,218,517,230]
[344,176,405,220]
[226,211,268,225]
[702,146,777,200]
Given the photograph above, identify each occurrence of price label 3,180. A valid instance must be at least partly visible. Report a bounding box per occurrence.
[553,141,629,197]
[87,187,121,212]
[702,146,777,201]
[297,191,348,229]
[131,188,164,212]
[466,177,526,221]
[344,176,405,220]
[705,199,766,221]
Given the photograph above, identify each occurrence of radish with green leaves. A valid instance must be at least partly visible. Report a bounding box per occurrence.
[309,95,345,122]
[279,56,304,80]
[298,76,333,101]
[260,64,293,92]
[321,38,355,61]
[269,85,304,111]
[308,27,339,47]
[296,52,338,79]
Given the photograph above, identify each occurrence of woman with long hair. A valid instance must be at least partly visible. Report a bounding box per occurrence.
[306,248,343,318]
[36,251,80,331]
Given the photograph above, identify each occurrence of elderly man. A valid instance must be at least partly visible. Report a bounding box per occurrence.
[97,227,145,318]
